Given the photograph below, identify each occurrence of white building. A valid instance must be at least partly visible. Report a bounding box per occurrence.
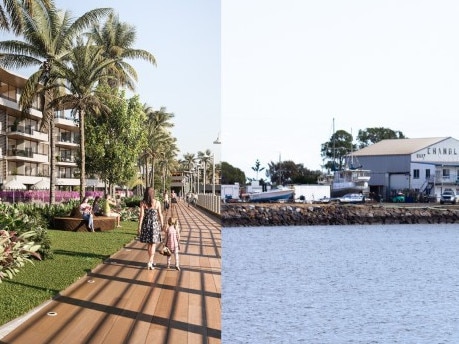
[353,137,459,201]
[0,68,93,190]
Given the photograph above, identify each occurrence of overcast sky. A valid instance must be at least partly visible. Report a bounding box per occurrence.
[222,0,459,180]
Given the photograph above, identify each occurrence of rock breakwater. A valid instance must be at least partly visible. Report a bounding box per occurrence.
[221,203,459,227]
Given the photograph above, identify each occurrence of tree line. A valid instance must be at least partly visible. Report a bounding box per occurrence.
[222,127,406,186]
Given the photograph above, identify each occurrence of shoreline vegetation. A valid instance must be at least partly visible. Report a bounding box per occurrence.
[221,203,459,227]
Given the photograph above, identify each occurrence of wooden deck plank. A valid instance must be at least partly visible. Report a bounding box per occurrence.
[0,201,221,344]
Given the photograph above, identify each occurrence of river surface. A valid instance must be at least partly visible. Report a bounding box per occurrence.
[222,224,459,343]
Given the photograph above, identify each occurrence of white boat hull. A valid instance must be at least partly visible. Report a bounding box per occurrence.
[249,189,294,202]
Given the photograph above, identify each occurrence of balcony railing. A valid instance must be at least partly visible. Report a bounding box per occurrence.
[8,148,34,158]
[7,126,48,141]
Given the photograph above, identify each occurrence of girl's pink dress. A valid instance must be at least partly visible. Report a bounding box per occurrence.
[166,225,180,252]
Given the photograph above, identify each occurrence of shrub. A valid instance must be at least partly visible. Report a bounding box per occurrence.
[123,196,142,208]
[0,230,41,283]
[119,206,140,222]
[0,204,52,259]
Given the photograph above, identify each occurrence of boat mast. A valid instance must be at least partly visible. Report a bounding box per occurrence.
[332,118,336,171]
[350,127,353,168]
[278,152,282,185]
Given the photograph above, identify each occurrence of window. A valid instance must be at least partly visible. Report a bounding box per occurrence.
[443,168,450,179]
[0,82,17,101]
[425,169,430,179]
[413,169,419,179]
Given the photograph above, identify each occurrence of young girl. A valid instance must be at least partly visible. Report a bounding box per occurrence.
[165,217,181,270]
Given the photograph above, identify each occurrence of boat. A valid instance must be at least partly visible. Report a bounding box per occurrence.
[330,166,371,198]
[319,118,371,198]
[317,172,333,185]
[248,187,295,202]
[317,165,370,198]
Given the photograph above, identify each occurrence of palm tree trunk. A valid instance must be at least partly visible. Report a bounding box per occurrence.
[43,89,56,204]
[152,156,156,188]
[49,113,56,204]
[79,109,86,200]
[145,159,150,187]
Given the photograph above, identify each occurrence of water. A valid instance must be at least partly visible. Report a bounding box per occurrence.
[222,224,459,344]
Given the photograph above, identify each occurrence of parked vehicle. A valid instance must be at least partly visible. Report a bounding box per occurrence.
[336,193,365,204]
[392,193,405,203]
[440,190,457,204]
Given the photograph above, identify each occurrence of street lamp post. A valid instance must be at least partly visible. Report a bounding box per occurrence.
[213,134,221,195]
[196,159,202,194]
[197,165,200,194]
[211,154,216,195]
[203,159,207,194]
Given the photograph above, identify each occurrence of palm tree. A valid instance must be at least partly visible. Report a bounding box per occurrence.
[142,106,175,188]
[49,37,117,200]
[88,12,156,90]
[0,0,52,34]
[182,152,196,192]
[198,149,212,193]
[183,153,196,171]
[0,3,112,203]
[158,147,179,194]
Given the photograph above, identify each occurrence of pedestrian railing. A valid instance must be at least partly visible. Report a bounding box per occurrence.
[196,194,221,215]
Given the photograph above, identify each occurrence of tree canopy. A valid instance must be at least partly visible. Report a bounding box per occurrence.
[221,162,245,185]
[357,127,406,148]
[266,160,322,185]
[85,86,147,189]
[321,126,406,171]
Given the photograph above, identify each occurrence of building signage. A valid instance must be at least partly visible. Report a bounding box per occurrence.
[412,140,459,163]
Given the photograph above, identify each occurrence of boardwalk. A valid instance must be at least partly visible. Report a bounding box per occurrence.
[0,201,221,344]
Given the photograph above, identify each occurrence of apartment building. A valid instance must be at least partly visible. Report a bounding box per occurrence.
[0,68,81,190]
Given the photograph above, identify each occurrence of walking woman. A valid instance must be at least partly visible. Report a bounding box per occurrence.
[138,187,164,270]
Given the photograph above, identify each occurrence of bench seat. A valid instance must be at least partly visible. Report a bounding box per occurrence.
[53,216,116,232]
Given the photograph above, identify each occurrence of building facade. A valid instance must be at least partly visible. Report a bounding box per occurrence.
[353,137,459,201]
[0,68,86,190]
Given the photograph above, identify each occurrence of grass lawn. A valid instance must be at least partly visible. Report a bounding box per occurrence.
[0,221,138,326]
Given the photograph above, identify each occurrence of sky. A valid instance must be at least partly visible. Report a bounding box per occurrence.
[12,0,221,163]
[6,1,459,182]
[222,0,459,180]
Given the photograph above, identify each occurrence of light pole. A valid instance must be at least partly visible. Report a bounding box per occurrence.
[212,134,221,194]
[203,159,207,194]
[196,165,200,194]
[196,159,201,194]
[211,154,216,195]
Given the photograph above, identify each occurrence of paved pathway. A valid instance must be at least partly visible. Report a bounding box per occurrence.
[0,201,221,344]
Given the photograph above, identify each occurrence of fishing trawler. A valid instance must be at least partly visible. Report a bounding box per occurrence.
[318,118,371,198]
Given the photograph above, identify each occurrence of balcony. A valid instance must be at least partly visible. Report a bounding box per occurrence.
[55,115,78,130]
[434,174,459,186]
[56,135,79,148]
[56,156,77,166]
[7,149,49,163]
[7,126,48,142]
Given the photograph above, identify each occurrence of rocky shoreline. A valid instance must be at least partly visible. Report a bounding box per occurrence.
[221,203,459,227]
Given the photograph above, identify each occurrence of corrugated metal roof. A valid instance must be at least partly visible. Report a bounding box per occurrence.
[353,137,449,156]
